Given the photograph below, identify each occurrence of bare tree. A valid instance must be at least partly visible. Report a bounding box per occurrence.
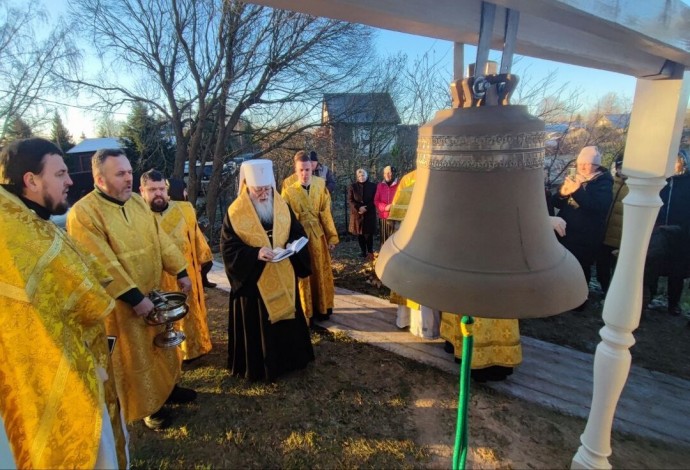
[0,1,80,142]
[69,0,373,241]
[202,3,374,233]
[398,51,452,125]
[69,0,221,185]
[510,64,585,187]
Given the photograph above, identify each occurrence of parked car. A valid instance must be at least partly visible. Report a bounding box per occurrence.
[184,161,236,195]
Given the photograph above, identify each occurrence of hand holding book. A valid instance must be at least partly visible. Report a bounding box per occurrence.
[270,236,309,262]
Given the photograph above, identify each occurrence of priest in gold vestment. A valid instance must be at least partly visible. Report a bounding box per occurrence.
[385,169,522,379]
[386,170,440,338]
[281,151,339,324]
[0,138,128,468]
[68,149,195,431]
[140,169,214,361]
[440,314,522,381]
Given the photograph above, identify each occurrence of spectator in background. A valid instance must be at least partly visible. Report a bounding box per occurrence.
[644,150,690,316]
[310,151,336,194]
[656,150,690,230]
[168,177,188,202]
[348,168,378,259]
[551,146,613,309]
[595,156,628,294]
[374,165,399,247]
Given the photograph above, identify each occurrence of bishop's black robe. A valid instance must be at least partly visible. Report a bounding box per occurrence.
[220,207,314,381]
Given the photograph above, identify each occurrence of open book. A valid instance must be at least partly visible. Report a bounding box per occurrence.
[270,236,309,263]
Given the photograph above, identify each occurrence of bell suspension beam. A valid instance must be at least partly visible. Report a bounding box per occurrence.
[467,1,520,106]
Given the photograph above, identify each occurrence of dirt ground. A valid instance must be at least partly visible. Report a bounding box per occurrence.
[128,275,690,469]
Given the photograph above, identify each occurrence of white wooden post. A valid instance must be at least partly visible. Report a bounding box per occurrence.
[572,72,690,469]
[453,42,464,81]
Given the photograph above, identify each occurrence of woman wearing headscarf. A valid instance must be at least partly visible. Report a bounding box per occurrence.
[551,146,613,308]
[348,168,377,259]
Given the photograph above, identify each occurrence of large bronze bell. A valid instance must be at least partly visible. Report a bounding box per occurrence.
[376,81,587,318]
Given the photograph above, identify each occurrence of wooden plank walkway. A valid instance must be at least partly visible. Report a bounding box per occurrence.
[207,262,690,447]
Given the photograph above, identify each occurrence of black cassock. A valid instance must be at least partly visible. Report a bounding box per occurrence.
[220,207,314,381]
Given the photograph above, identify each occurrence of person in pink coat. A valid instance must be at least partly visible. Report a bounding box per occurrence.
[374,165,399,247]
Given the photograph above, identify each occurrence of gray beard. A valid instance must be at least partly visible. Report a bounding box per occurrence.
[252,197,274,225]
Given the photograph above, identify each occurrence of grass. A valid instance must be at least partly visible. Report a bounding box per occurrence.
[129,312,432,469]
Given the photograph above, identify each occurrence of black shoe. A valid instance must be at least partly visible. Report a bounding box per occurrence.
[203,280,217,288]
[471,366,513,382]
[183,355,206,365]
[143,408,171,430]
[312,312,329,322]
[166,385,197,404]
[443,341,455,354]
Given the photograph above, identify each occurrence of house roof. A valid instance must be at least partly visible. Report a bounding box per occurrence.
[322,93,400,125]
[602,114,631,129]
[66,137,123,154]
[545,123,570,134]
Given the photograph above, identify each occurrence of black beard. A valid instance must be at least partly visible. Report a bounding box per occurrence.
[52,201,69,215]
[150,197,167,212]
[43,193,69,215]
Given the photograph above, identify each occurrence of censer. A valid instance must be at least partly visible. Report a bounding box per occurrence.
[145,291,189,348]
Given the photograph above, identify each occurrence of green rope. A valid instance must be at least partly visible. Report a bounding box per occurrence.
[452,315,474,470]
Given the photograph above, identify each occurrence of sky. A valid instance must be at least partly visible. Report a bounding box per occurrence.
[47,0,639,140]
[64,29,638,140]
[374,29,638,105]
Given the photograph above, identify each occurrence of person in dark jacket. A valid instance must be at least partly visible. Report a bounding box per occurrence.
[167,177,188,202]
[552,146,614,303]
[656,150,690,230]
[348,168,377,259]
[644,150,690,315]
[310,151,336,194]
